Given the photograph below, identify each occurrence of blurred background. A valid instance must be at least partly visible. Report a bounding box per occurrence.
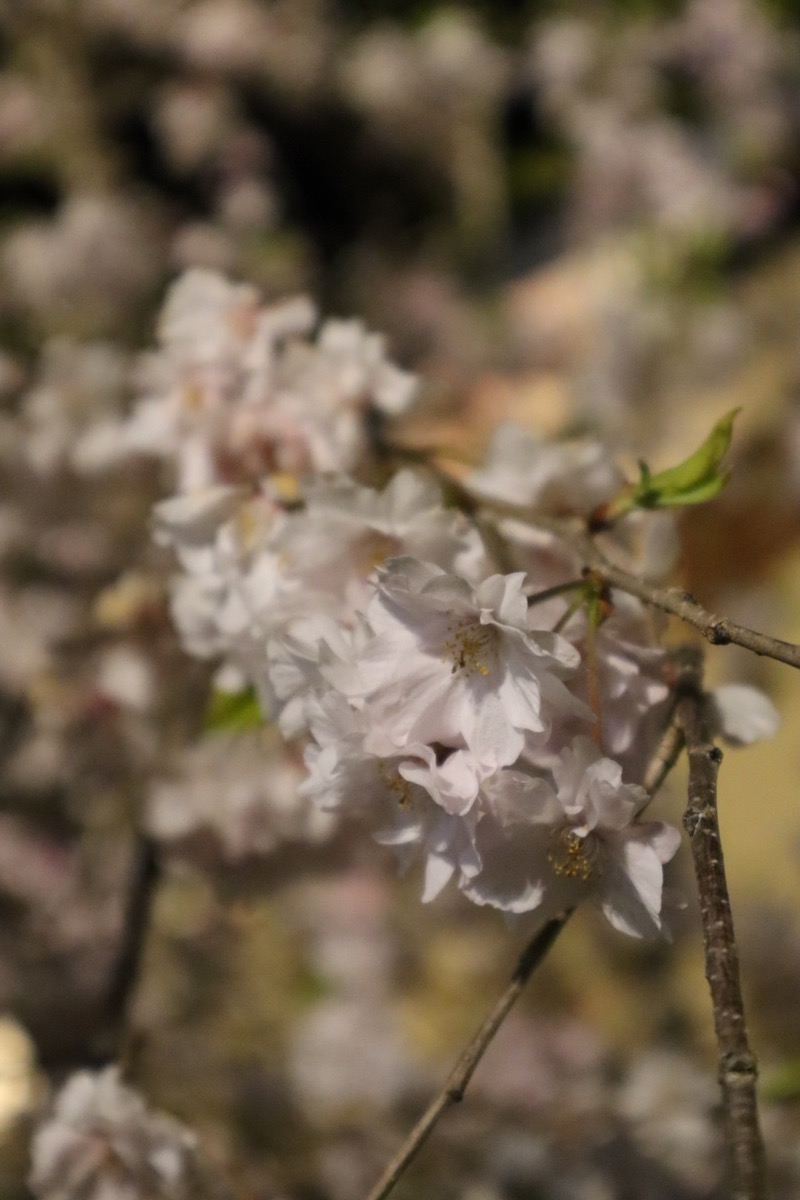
[1,1,800,1197]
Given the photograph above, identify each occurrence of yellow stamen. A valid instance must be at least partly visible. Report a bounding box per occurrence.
[182,380,205,411]
[548,828,596,882]
[378,761,413,807]
[442,622,493,677]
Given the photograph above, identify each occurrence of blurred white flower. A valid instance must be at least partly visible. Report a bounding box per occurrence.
[16,338,130,476]
[124,269,416,489]
[29,1066,196,1200]
[148,729,333,859]
[4,195,163,335]
[470,422,623,516]
[94,646,156,714]
[711,683,780,746]
[616,1048,722,1191]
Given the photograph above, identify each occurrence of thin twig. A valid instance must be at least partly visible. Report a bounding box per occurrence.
[391,448,800,669]
[642,705,684,799]
[674,647,769,1200]
[363,911,572,1200]
[587,556,800,670]
[461,492,800,670]
[526,579,584,609]
[102,834,161,1071]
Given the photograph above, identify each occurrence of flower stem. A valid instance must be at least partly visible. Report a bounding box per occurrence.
[526,579,584,609]
[363,911,573,1200]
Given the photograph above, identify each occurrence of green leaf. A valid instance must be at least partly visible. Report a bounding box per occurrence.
[644,471,731,508]
[605,408,740,519]
[204,685,263,734]
[645,407,739,492]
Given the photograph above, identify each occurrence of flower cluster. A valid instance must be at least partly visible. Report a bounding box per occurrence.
[122,268,417,491]
[141,269,778,939]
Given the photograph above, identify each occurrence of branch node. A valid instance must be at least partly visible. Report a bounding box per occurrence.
[707,621,732,646]
[683,809,701,838]
[721,1051,758,1080]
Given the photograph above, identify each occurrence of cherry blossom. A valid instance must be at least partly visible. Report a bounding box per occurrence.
[469,421,623,515]
[147,727,334,860]
[29,1066,196,1200]
[300,693,483,900]
[348,558,585,767]
[122,268,418,490]
[464,737,681,937]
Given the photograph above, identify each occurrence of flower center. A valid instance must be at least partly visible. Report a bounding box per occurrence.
[378,760,413,807]
[182,379,205,412]
[547,827,597,882]
[442,622,494,677]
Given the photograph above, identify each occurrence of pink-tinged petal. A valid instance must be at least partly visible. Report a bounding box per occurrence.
[153,486,243,544]
[484,771,561,827]
[399,751,482,817]
[597,835,666,938]
[461,806,557,914]
[711,684,779,747]
[644,820,682,864]
[584,779,645,832]
[434,749,484,801]
[422,853,456,902]
[374,820,423,847]
[473,693,526,767]
[622,837,665,915]
[463,861,548,915]
[474,573,529,629]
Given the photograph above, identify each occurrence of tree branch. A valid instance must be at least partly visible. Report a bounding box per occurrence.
[463,491,800,670]
[100,833,161,1071]
[642,700,684,800]
[363,910,572,1200]
[587,555,800,670]
[674,648,769,1200]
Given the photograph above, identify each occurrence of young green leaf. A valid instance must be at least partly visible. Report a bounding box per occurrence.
[603,408,740,520]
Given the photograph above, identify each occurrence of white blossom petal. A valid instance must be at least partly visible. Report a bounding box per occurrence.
[711,683,779,746]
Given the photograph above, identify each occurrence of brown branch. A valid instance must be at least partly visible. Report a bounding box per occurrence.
[363,911,572,1200]
[642,700,684,800]
[587,556,800,670]
[674,648,769,1200]
[461,492,800,670]
[99,833,161,1072]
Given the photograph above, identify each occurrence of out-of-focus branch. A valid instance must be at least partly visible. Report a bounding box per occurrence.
[363,911,572,1200]
[673,648,768,1200]
[642,699,684,799]
[101,833,160,1071]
